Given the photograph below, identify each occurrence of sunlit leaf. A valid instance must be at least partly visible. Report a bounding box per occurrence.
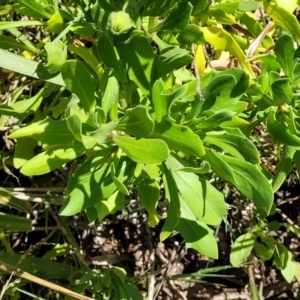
[113,136,169,164]
[94,190,125,222]
[172,170,226,225]
[20,144,86,176]
[151,119,205,157]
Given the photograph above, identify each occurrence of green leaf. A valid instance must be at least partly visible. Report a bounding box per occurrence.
[97,34,127,84]
[13,138,37,169]
[116,106,154,138]
[14,0,52,18]
[199,111,236,129]
[172,170,226,225]
[189,0,208,15]
[100,69,119,115]
[203,74,237,102]
[274,35,295,78]
[230,232,254,266]
[114,31,156,95]
[203,148,236,184]
[0,20,45,31]
[203,130,260,164]
[220,153,273,216]
[111,163,130,195]
[151,119,205,157]
[254,233,275,261]
[272,146,295,192]
[181,24,205,45]
[60,164,117,216]
[137,179,160,227]
[0,49,65,86]
[94,190,125,222]
[294,150,300,178]
[177,218,218,259]
[20,144,86,176]
[44,40,67,74]
[212,1,239,13]
[92,121,118,145]
[267,108,300,147]
[66,115,97,149]
[205,150,273,216]
[0,87,44,118]
[47,10,64,33]
[235,11,273,48]
[61,60,96,113]
[201,26,254,77]
[0,251,79,279]
[238,1,260,11]
[9,117,75,147]
[264,0,300,45]
[0,34,38,53]
[271,79,294,104]
[141,164,161,180]
[113,136,169,164]
[157,47,194,78]
[274,242,296,283]
[149,2,193,33]
[207,8,237,25]
[152,80,166,123]
[161,165,180,241]
[67,44,103,79]
[0,212,31,231]
[0,188,31,212]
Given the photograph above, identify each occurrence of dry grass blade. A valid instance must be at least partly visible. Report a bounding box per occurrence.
[0,260,94,300]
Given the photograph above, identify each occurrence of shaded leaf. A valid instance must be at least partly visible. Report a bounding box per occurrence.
[272,146,295,192]
[116,106,154,138]
[271,79,293,104]
[0,188,31,212]
[274,35,295,77]
[61,60,96,113]
[114,31,156,95]
[0,251,79,279]
[161,166,180,240]
[137,179,160,227]
[267,108,300,147]
[149,2,192,33]
[177,219,218,259]
[230,232,254,266]
[0,212,31,231]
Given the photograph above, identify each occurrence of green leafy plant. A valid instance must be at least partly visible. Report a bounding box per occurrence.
[2,0,300,298]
